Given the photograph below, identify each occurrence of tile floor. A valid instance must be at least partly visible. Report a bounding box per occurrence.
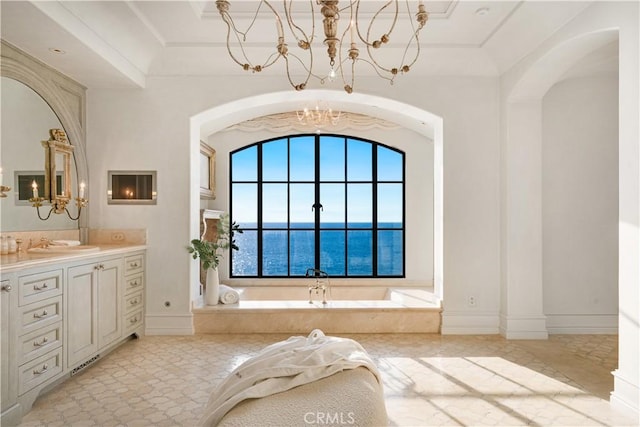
[19,334,636,426]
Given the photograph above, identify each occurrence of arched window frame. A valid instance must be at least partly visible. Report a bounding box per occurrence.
[230,133,405,278]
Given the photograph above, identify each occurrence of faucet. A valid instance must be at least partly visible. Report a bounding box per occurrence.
[305,268,329,305]
[30,237,52,249]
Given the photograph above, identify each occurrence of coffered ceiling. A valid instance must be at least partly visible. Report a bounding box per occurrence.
[1,1,594,89]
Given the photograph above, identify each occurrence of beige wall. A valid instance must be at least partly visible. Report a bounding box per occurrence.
[87,74,501,332]
[542,76,619,332]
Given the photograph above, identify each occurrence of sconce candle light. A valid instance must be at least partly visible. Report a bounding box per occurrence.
[0,167,10,198]
[29,129,87,221]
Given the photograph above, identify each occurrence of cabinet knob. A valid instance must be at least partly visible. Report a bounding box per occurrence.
[130,316,138,324]
[1,283,11,292]
[130,262,139,268]
[33,283,49,291]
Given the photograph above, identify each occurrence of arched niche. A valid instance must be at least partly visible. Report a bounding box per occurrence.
[508,29,619,102]
[189,90,444,305]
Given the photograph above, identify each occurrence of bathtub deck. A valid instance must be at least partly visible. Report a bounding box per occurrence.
[192,297,442,334]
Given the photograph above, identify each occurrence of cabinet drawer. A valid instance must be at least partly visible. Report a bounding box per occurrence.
[124,255,144,275]
[18,322,62,365]
[18,269,63,306]
[124,291,143,315]
[19,296,62,336]
[125,309,143,334]
[18,347,63,396]
[125,273,144,295]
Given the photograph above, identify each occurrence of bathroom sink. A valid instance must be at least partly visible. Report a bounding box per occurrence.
[27,245,100,254]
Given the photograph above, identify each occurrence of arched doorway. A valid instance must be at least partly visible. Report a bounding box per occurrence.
[501,29,620,340]
[503,25,639,416]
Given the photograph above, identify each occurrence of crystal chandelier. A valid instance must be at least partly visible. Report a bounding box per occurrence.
[215,0,429,93]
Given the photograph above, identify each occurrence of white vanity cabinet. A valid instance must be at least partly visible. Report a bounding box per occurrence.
[16,268,64,397]
[1,275,19,424]
[0,246,146,425]
[67,257,122,368]
[123,253,145,335]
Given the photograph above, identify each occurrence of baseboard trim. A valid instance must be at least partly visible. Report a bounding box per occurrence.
[546,314,618,334]
[145,313,194,335]
[499,314,548,339]
[611,369,640,422]
[441,311,500,335]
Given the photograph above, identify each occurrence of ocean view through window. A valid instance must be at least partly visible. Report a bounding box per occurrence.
[230,134,405,278]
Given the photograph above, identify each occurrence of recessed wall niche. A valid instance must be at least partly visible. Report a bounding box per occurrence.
[107,170,157,205]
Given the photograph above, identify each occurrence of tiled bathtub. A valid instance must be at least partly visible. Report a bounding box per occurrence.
[192,287,442,334]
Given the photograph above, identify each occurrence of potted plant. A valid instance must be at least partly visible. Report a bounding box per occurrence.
[188,213,242,305]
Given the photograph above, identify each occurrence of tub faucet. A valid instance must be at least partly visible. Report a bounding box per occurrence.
[305,268,329,305]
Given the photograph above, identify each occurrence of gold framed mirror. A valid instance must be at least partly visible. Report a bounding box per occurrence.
[200,141,216,199]
[42,128,74,202]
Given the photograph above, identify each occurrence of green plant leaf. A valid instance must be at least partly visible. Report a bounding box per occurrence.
[186,213,242,270]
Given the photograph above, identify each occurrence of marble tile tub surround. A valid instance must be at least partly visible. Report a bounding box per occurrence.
[17,334,635,427]
[192,287,443,333]
[193,305,442,333]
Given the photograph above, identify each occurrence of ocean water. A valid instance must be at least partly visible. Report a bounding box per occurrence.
[231,223,403,277]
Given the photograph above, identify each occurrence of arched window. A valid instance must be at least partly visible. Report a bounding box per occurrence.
[230,134,405,278]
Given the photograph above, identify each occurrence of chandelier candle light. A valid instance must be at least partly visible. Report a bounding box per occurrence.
[216,0,429,93]
[296,102,342,130]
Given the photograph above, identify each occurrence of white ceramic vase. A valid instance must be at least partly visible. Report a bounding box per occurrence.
[205,268,220,305]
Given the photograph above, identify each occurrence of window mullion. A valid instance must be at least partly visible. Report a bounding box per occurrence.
[314,134,321,270]
[402,152,406,277]
[343,137,348,276]
[287,137,291,276]
[372,143,378,276]
[257,143,264,277]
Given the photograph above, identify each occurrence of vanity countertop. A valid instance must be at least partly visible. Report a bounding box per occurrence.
[0,243,147,273]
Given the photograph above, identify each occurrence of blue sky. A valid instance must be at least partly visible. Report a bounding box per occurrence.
[232,136,402,225]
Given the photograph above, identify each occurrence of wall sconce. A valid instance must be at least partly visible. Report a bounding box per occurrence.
[29,181,87,220]
[29,129,88,221]
[0,167,10,198]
